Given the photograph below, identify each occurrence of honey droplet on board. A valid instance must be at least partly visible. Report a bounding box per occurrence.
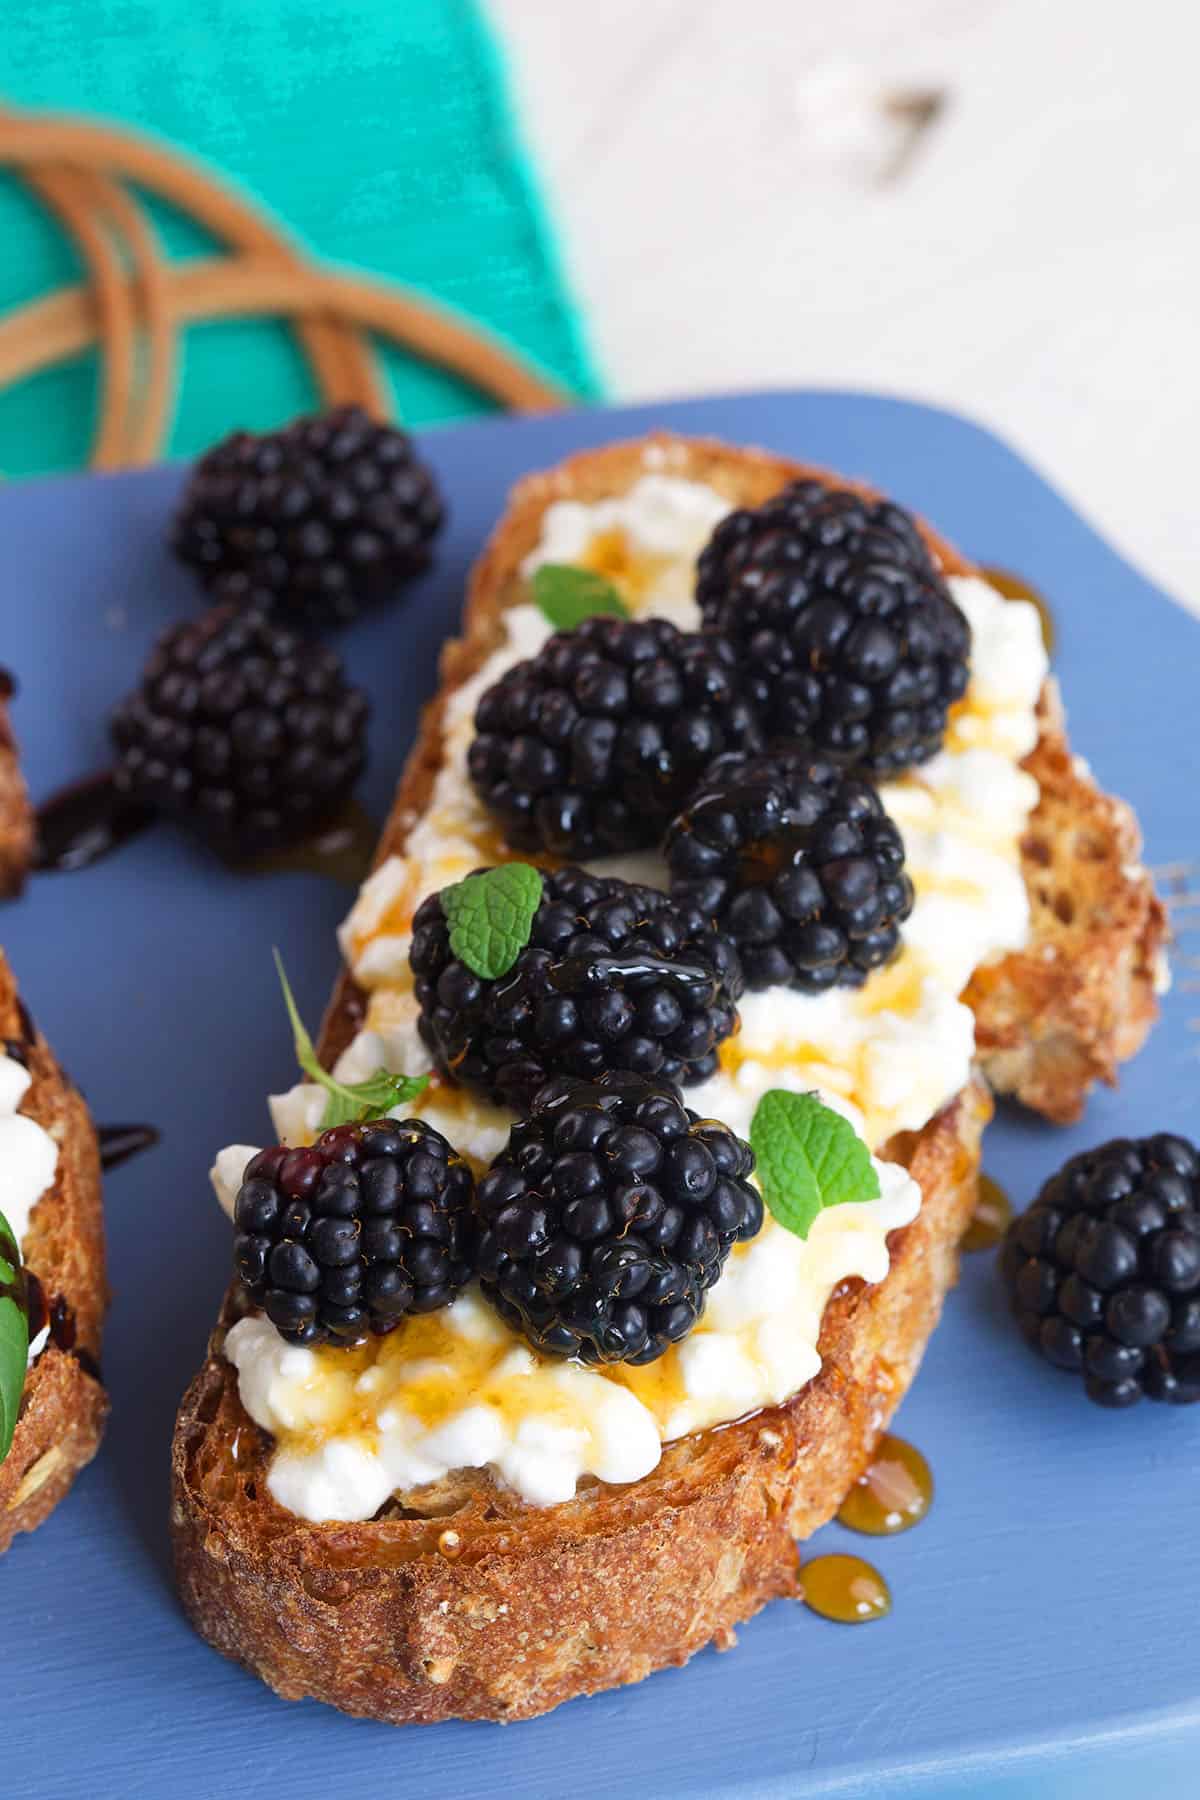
[236,798,379,886]
[801,1554,891,1624]
[837,1434,933,1536]
[961,1173,1014,1254]
[979,564,1056,653]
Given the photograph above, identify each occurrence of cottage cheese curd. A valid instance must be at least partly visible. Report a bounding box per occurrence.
[0,1053,58,1252]
[0,1052,60,1368]
[220,470,1048,1518]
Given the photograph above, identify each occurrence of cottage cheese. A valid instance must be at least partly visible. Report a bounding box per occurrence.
[0,1054,58,1252]
[222,471,1048,1517]
[0,1052,60,1369]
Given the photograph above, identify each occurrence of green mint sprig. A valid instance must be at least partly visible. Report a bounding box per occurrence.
[274,951,429,1130]
[442,864,543,981]
[532,563,630,629]
[749,1090,880,1241]
[0,1209,29,1464]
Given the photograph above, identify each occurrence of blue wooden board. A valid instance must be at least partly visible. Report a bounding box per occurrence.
[1,391,1197,1799]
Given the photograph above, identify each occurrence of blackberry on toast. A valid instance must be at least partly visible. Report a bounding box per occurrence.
[410,866,743,1109]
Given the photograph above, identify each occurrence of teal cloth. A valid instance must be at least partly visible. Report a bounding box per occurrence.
[0,0,600,473]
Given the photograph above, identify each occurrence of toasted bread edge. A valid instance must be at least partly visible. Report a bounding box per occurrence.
[0,952,108,1551]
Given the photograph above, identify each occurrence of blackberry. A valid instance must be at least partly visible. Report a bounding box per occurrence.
[233,1118,474,1346]
[467,615,764,858]
[410,866,743,1111]
[665,750,912,992]
[696,482,971,774]
[1001,1133,1200,1408]
[475,1071,763,1364]
[171,406,444,627]
[110,604,368,856]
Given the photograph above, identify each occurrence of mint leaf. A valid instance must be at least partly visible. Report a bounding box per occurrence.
[273,951,430,1131]
[317,1071,430,1131]
[0,1210,28,1464]
[442,864,544,980]
[532,563,630,629]
[749,1090,880,1240]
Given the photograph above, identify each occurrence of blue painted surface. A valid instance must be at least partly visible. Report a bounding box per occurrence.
[1,391,1196,1799]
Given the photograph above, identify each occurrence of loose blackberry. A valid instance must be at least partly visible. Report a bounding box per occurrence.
[410,866,743,1111]
[665,750,912,993]
[233,1118,474,1347]
[110,604,368,856]
[475,1071,763,1364]
[467,615,764,858]
[1001,1134,1200,1408]
[696,483,971,775]
[171,406,444,626]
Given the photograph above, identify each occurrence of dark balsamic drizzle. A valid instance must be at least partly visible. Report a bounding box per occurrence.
[32,776,375,886]
[22,1269,46,1339]
[32,770,155,874]
[98,1122,160,1172]
[22,1272,101,1381]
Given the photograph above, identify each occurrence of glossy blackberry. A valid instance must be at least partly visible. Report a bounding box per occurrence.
[171,406,444,626]
[410,865,744,1111]
[1001,1134,1200,1408]
[467,615,764,858]
[665,750,912,993]
[232,1118,474,1347]
[696,482,971,775]
[110,604,368,856]
[475,1071,763,1364]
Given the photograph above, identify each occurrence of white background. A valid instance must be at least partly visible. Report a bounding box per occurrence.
[493,0,1199,606]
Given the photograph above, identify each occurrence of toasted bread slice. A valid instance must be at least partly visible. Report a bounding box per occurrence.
[170,431,1158,1722]
[0,680,34,898]
[0,952,108,1550]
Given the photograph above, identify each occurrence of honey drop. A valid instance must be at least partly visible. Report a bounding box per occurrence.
[237,798,379,886]
[961,1173,1013,1254]
[801,1554,891,1624]
[979,564,1056,653]
[837,1434,932,1536]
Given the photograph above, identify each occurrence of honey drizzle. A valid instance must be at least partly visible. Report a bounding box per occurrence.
[578,526,673,604]
[979,564,1056,653]
[800,1554,891,1624]
[237,798,379,887]
[836,1434,932,1535]
[961,1173,1013,1254]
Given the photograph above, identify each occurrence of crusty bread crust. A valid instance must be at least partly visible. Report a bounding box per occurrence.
[0,952,107,1550]
[173,1080,988,1724]
[170,430,1159,1721]
[0,686,34,899]
[966,685,1165,1120]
